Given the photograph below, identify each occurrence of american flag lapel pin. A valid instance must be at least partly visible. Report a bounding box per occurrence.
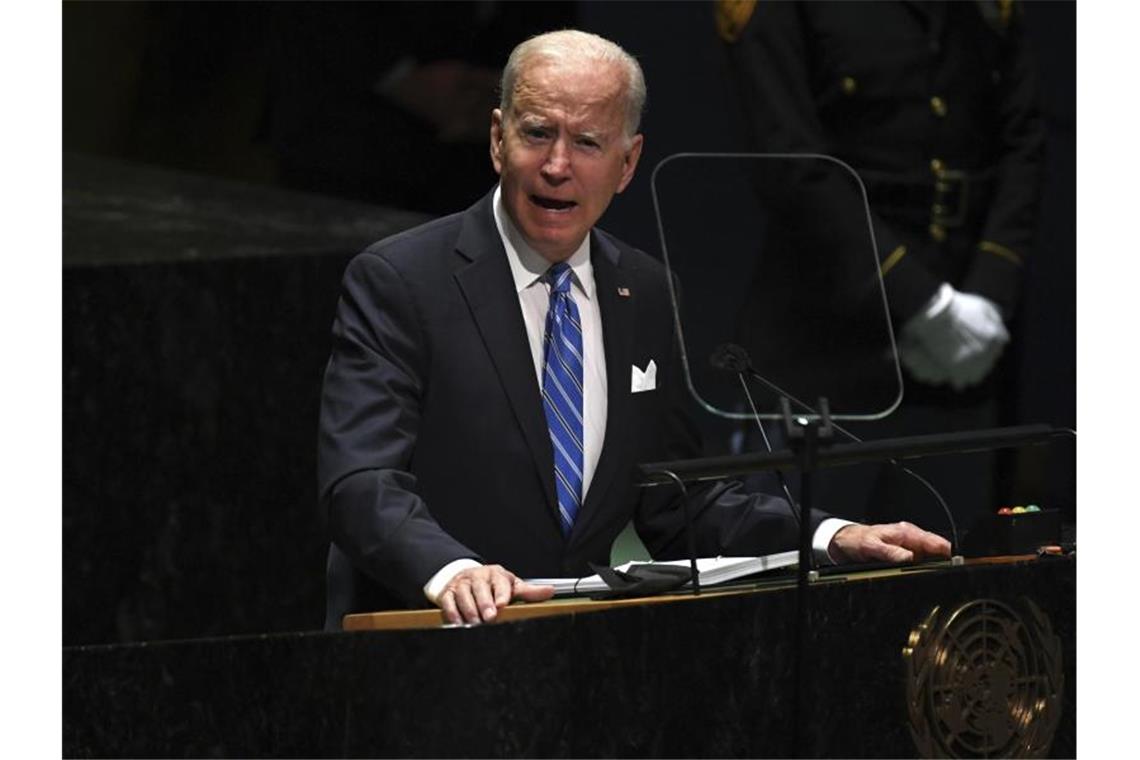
[617,286,631,297]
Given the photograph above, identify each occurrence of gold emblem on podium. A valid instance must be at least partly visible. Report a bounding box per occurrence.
[903,598,1063,758]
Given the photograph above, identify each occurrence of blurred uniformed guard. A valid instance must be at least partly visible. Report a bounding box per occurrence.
[718,0,1045,531]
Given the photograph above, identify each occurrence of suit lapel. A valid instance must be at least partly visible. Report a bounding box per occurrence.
[571,230,636,543]
[453,196,558,520]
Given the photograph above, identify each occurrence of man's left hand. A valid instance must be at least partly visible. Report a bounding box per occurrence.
[828,522,951,564]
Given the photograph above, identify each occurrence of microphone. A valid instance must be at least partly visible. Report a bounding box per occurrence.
[709,342,960,553]
[711,344,803,532]
[709,343,751,373]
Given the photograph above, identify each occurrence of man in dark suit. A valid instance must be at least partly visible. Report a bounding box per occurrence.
[319,30,950,629]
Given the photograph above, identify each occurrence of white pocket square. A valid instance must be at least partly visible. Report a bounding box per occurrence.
[631,360,657,393]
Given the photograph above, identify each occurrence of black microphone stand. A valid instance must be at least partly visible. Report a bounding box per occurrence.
[779,396,834,758]
[779,395,834,591]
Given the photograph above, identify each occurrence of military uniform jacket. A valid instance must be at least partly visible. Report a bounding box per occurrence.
[720,0,1045,321]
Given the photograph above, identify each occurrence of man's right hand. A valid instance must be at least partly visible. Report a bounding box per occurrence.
[437,564,555,625]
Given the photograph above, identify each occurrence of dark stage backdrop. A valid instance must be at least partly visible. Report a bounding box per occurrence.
[62,1,1075,644]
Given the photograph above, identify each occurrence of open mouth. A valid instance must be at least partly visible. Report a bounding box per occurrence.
[530,195,577,212]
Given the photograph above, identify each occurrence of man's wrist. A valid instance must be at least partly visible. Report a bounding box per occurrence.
[423,558,482,604]
[814,518,856,565]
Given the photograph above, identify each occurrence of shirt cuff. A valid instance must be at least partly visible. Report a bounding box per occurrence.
[813,518,857,565]
[423,558,483,604]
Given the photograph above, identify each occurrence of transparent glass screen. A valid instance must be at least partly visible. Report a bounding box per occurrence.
[651,153,903,420]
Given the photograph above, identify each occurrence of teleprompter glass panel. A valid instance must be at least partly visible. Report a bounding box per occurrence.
[651,153,902,421]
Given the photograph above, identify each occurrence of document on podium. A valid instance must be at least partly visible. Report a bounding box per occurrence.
[529,551,799,597]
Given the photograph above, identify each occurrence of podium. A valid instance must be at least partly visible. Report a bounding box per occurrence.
[64,554,1074,757]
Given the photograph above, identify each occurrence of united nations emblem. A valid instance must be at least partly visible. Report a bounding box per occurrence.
[903,598,1063,758]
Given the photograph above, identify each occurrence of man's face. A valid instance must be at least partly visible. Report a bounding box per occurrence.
[490,59,643,263]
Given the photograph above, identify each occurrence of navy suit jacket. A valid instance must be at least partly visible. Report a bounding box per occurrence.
[319,191,814,629]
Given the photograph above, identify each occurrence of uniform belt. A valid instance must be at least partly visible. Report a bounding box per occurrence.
[860,170,996,229]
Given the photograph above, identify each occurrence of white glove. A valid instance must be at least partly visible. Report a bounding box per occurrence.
[897,331,951,385]
[899,283,1009,390]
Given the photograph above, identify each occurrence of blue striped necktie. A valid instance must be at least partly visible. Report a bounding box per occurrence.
[541,262,584,536]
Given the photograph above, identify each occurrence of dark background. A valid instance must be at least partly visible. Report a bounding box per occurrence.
[62,1,1075,646]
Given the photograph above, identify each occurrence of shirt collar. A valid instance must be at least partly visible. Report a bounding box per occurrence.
[492,184,594,300]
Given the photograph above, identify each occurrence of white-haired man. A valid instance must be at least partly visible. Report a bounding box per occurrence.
[318,30,950,628]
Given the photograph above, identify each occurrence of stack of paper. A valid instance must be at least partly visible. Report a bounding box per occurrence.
[528,550,799,597]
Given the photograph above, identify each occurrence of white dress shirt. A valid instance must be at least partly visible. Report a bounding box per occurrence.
[423,186,849,603]
[493,186,608,496]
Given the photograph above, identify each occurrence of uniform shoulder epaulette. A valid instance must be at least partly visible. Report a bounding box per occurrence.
[716,0,758,44]
[977,0,1020,34]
